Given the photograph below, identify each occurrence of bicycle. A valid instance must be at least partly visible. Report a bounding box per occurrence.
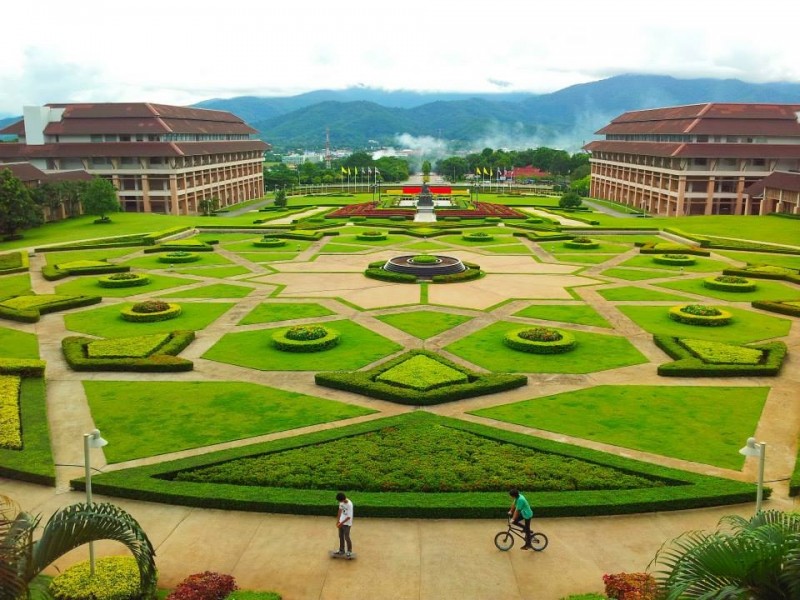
[494,516,548,552]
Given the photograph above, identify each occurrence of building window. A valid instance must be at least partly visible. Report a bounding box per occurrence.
[753,159,766,167]
[136,134,144,142]
[694,158,708,166]
[90,135,103,142]
[696,135,709,143]
[120,135,131,142]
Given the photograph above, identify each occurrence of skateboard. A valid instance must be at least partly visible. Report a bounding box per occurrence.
[329,551,356,560]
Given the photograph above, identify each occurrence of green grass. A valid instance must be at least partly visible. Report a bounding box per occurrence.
[375,310,473,339]
[599,267,672,281]
[0,326,39,358]
[481,243,534,254]
[54,273,194,297]
[64,301,235,337]
[195,232,261,243]
[713,250,800,270]
[655,278,800,302]
[0,273,32,296]
[83,380,375,462]
[317,243,371,253]
[329,234,410,247]
[172,265,252,278]
[43,247,139,265]
[618,305,792,343]
[437,234,518,247]
[472,385,768,469]
[238,302,337,325]
[223,240,313,253]
[540,240,631,255]
[0,378,54,483]
[552,254,619,265]
[512,304,611,328]
[121,252,233,270]
[203,319,403,371]
[160,284,253,299]
[232,252,300,263]
[619,255,735,273]
[401,241,450,251]
[445,321,648,374]
[597,286,692,302]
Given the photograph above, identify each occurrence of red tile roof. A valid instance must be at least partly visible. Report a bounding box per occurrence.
[0,161,92,183]
[0,139,267,159]
[584,140,800,159]
[744,171,800,196]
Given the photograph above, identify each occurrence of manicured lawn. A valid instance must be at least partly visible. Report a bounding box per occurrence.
[172,265,253,278]
[0,273,32,296]
[238,302,337,325]
[195,232,262,243]
[232,252,300,263]
[401,241,451,251]
[54,273,195,298]
[318,243,373,253]
[43,247,139,265]
[375,310,473,339]
[472,385,768,469]
[222,240,313,253]
[512,304,611,328]
[655,277,800,302]
[64,301,235,337]
[619,255,733,272]
[121,252,234,270]
[540,240,631,255]
[203,319,403,371]
[599,268,672,281]
[655,215,800,247]
[0,325,39,358]
[597,286,692,302]
[83,380,375,462]
[161,284,253,299]
[618,305,792,343]
[437,234,519,247]
[444,321,648,374]
[482,243,535,254]
[713,250,800,270]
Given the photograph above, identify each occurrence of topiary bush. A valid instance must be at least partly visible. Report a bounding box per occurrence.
[157,251,199,263]
[409,254,440,264]
[668,304,732,326]
[120,300,182,322]
[252,237,287,248]
[703,275,756,292]
[272,324,340,352]
[166,571,237,600]
[653,253,696,266]
[602,572,659,600]
[50,556,145,600]
[356,230,387,241]
[503,327,577,354]
[462,232,494,242]
[98,272,151,288]
[564,237,600,249]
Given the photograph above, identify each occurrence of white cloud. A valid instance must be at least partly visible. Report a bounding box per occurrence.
[1,0,798,116]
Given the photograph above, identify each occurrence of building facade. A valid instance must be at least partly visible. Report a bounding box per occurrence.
[584,103,800,216]
[744,171,800,215]
[0,103,269,215]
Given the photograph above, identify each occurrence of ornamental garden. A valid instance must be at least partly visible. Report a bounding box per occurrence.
[1,192,799,522]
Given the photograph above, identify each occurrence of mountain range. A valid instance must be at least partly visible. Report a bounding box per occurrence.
[195,74,800,152]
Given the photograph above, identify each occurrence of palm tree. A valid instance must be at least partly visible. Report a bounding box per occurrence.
[0,495,157,600]
[652,510,800,599]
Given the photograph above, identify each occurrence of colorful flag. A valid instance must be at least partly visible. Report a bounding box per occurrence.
[475,167,481,176]
[483,167,489,176]
[341,166,346,175]
[374,168,380,176]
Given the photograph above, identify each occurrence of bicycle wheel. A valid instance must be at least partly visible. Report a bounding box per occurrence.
[494,531,514,551]
[529,532,548,551]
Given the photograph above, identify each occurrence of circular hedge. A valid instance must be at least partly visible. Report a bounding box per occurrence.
[462,232,494,242]
[668,304,732,326]
[157,251,199,263]
[121,300,182,322]
[272,325,340,352]
[356,230,387,241]
[564,237,599,249]
[97,272,150,288]
[703,275,756,292]
[409,255,441,265]
[253,237,287,248]
[503,327,577,354]
[653,254,696,266]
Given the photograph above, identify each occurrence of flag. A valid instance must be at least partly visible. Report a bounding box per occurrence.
[374,168,380,176]
[341,166,346,175]
[475,167,481,176]
[354,167,359,176]
[483,167,489,176]
[497,168,502,177]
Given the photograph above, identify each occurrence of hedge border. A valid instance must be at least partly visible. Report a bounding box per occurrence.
[97,273,151,288]
[81,411,760,518]
[461,233,494,242]
[271,327,340,353]
[157,252,200,264]
[668,305,733,326]
[722,267,800,285]
[653,255,696,266]
[252,239,287,248]
[702,277,756,292]
[0,294,102,323]
[120,303,182,322]
[654,335,787,377]
[0,251,29,275]
[563,240,599,250]
[42,263,130,281]
[751,300,800,317]
[0,358,46,378]
[503,327,577,354]
[61,331,195,372]
[356,232,387,241]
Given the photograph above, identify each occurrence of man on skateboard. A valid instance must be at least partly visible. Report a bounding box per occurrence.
[332,492,354,559]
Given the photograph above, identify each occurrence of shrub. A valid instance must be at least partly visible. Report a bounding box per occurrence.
[0,294,102,323]
[751,300,800,317]
[98,272,151,288]
[364,268,418,283]
[50,556,146,600]
[62,332,195,372]
[603,572,658,600]
[653,254,696,266]
[462,232,494,242]
[0,251,27,274]
[0,358,47,377]
[166,571,237,600]
[702,275,756,292]
[158,251,199,263]
[252,237,286,248]
[121,302,182,323]
[654,336,787,377]
[668,305,732,326]
[0,374,22,450]
[131,300,170,313]
[410,254,440,264]
[42,262,130,281]
[432,264,482,283]
[504,327,577,354]
[356,230,387,240]
[564,237,599,249]
[485,216,501,223]
[272,325,340,352]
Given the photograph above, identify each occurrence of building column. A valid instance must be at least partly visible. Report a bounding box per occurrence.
[676,176,686,216]
[169,174,179,215]
[141,174,151,213]
[704,178,715,215]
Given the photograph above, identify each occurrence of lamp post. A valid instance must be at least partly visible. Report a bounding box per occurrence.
[83,428,108,575]
[739,436,766,513]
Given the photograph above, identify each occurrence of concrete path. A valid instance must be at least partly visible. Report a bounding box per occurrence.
[3,227,800,599]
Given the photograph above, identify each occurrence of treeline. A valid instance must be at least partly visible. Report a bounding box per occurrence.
[435,147,590,182]
[263,152,410,190]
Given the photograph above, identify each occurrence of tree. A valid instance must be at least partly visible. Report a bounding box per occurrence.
[559,190,583,209]
[0,169,42,237]
[81,177,120,222]
[569,175,591,197]
[198,197,219,216]
[653,510,800,599]
[274,188,287,208]
[0,495,157,600]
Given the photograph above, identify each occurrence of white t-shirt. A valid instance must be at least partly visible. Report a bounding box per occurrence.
[338,499,354,527]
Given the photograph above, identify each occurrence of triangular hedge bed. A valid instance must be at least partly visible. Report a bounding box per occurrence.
[654,335,788,377]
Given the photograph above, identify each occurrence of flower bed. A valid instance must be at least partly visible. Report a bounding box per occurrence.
[62,331,195,372]
[563,236,599,249]
[166,571,237,600]
[653,254,696,266]
[97,272,151,288]
[356,230,387,241]
[50,556,144,600]
[271,324,340,352]
[120,300,182,322]
[252,237,287,248]
[702,275,756,292]
[158,251,199,263]
[0,374,22,450]
[668,304,732,326]
[503,327,577,354]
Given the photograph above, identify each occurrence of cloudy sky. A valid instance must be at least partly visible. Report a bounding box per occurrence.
[1,0,798,117]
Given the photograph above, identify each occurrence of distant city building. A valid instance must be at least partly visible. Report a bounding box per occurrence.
[0,103,269,215]
[584,103,800,215]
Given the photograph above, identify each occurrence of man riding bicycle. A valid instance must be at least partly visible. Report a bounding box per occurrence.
[508,489,533,550]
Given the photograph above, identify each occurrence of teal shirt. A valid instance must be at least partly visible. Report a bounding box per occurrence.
[515,494,533,519]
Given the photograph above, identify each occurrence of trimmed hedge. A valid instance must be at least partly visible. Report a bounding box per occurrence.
[0,251,28,274]
[143,245,214,253]
[252,238,287,248]
[637,241,710,256]
[82,411,761,518]
[62,331,195,372]
[364,268,418,283]
[315,349,527,406]
[0,294,101,323]
[751,300,800,317]
[356,231,387,241]
[120,303,182,322]
[462,232,494,242]
[722,266,800,285]
[142,225,194,245]
[668,305,732,326]
[271,326,340,352]
[654,335,787,377]
[563,238,599,249]
[0,358,46,377]
[703,276,756,292]
[157,251,200,263]
[97,273,151,288]
[503,327,577,354]
[431,263,482,283]
[653,254,696,266]
[42,263,130,281]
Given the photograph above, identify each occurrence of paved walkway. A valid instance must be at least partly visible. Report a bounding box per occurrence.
[3,229,800,598]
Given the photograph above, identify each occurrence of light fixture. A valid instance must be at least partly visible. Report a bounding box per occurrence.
[739,436,766,513]
[83,429,108,575]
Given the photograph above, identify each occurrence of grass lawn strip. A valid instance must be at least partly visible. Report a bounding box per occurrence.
[0,326,39,358]
[172,266,252,279]
[655,277,800,302]
[83,380,375,463]
[472,385,768,469]
[0,273,32,296]
[375,310,473,339]
[54,273,195,298]
[599,268,675,281]
[161,284,253,299]
[237,302,336,325]
[713,250,800,270]
[0,374,22,449]
[511,304,611,328]
[597,286,693,302]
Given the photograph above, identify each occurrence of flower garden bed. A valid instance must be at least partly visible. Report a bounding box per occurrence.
[158,251,200,264]
[120,300,182,322]
[563,237,599,250]
[653,254,696,266]
[97,272,151,288]
[503,327,577,354]
[668,305,732,326]
[702,275,756,292]
[271,325,340,352]
[62,331,195,372]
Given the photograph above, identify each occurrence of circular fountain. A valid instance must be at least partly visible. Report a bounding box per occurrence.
[383,254,467,278]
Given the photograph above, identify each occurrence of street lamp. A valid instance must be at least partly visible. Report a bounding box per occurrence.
[739,436,766,513]
[83,429,108,575]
